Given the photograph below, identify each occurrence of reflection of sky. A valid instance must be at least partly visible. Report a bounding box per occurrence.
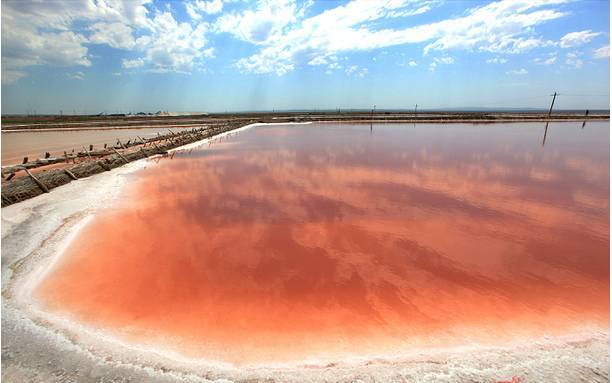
[37,122,610,365]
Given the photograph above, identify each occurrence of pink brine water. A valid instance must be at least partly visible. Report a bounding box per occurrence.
[36,122,610,365]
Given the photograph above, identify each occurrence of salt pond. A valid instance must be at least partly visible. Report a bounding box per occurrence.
[1,126,195,165]
[17,122,611,369]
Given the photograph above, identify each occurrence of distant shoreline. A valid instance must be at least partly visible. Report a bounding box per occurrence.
[2,111,609,131]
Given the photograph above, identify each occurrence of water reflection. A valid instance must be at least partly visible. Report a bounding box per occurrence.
[542,122,549,146]
[36,122,610,365]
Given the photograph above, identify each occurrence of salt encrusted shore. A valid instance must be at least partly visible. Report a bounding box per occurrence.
[2,123,609,383]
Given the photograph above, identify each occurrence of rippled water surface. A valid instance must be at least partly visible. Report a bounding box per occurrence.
[36,122,610,365]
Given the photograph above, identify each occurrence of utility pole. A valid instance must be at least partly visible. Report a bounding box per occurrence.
[547,92,558,118]
[414,104,418,117]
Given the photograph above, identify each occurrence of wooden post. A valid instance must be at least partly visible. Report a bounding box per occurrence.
[89,144,93,151]
[152,142,163,153]
[64,169,78,180]
[111,148,129,164]
[6,173,15,181]
[117,139,126,149]
[24,169,49,193]
[45,152,50,159]
[82,146,92,159]
[22,157,28,164]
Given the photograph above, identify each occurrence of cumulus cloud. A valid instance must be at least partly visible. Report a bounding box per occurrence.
[593,45,610,59]
[233,0,568,75]
[215,0,298,45]
[140,12,213,73]
[1,0,99,84]
[186,0,224,20]
[1,0,215,82]
[89,22,136,49]
[559,30,601,48]
[1,0,595,83]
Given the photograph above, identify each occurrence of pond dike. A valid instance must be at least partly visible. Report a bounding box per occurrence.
[1,121,259,207]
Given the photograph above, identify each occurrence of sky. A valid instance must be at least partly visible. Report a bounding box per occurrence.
[1,0,610,114]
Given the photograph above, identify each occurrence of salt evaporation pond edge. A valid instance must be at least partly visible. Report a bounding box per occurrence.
[1,122,608,382]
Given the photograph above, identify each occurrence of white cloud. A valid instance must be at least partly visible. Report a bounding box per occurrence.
[593,45,610,59]
[407,60,418,66]
[482,37,556,54]
[2,68,28,85]
[433,56,454,64]
[233,0,568,75]
[328,61,342,70]
[307,56,328,66]
[486,57,508,64]
[506,68,528,75]
[345,65,368,77]
[89,22,136,49]
[123,58,145,69]
[140,12,213,73]
[1,0,215,81]
[559,30,601,48]
[565,51,583,68]
[1,0,150,82]
[69,71,85,80]
[1,0,96,84]
[186,3,202,20]
[186,0,224,20]
[534,54,557,65]
[387,0,440,17]
[215,0,297,45]
[429,56,454,71]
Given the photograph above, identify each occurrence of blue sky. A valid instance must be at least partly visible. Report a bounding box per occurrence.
[1,0,610,114]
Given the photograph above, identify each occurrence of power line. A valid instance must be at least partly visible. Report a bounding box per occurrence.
[558,94,610,97]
